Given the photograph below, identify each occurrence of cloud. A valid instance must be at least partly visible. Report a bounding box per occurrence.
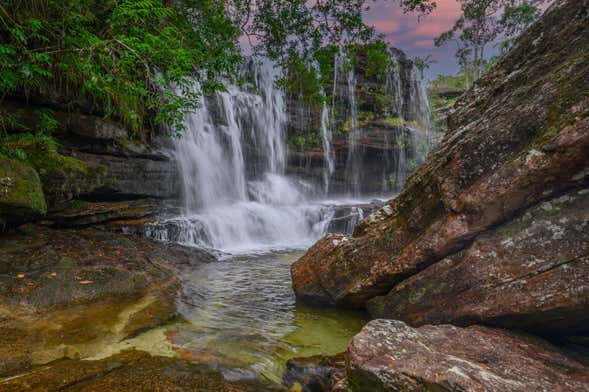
[363,0,464,75]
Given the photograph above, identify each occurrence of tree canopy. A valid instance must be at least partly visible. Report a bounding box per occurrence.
[0,0,436,135]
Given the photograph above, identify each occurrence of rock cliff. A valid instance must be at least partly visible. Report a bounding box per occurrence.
[291,0,589,388]
[285,46,433,196]
[292,0,589,323]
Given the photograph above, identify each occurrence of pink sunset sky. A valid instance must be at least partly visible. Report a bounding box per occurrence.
[364,0,464,77]
[365,0,552,77]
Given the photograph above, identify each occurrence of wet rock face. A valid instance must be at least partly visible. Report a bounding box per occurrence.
[291,0,589,322]
[0,100,179,205]
[0,225,213,376]
[367,187,589,337]
[76,151,179,200]
[347,320,589,392]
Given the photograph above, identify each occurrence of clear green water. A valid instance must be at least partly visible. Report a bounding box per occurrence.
[164,251,367,383]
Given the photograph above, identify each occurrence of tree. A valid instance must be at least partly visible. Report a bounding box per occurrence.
[0,0,437,136]
[435,0,545,85]
[413,54,436,80]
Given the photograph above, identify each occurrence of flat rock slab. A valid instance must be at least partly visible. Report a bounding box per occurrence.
[0,349,281,392]
[46,198,161,228]
[348,320,589,392]
[0,225,214,376]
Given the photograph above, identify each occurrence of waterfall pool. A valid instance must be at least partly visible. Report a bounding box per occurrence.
[90,251,367,385]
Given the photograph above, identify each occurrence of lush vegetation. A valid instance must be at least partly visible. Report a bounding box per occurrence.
[0,1,436,137]
[0,0,240,134]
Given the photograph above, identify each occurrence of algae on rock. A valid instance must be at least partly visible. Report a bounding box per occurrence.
[0,155,47,226]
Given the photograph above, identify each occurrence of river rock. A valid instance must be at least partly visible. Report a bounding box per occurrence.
[0,156,47,226]
[367,187,589,337]
[347,320,589,392]
[292,0,589,310]
[283,353,347,392]
[0,349,279,392]
[0,225,213,376]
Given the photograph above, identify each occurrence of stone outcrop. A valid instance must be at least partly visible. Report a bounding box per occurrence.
[1,99,180,208]
[347,320,589,392]
[45,198,161,228]
[0,224,213,376]
[0,156,47,226]
[56,109,180,201]
[27,148,108,206]
[367,187,589,337]
[76,151,179,200]
[285,46,430,196]
[291,0,589,337]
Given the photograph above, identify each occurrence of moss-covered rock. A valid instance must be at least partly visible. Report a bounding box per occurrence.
[0,155,47,226]
[26,147,107,206]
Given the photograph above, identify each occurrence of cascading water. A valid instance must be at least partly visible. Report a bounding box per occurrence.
[320,103,334,195]
[134,51,436,384]
[146,60,333,254]
[344,61,364,197]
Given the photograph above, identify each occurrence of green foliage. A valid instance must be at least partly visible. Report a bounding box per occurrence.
[434,0,546,84]
[288,131,320,150]
[0,107,59,163]
[359,41,395,82]
[0,0,241,134]
[429,74,467,92]
[279,52,326,107]
[1,0,437,138]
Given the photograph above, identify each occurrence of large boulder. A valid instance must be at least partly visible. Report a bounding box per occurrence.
[0,156,47,226]
[0,225,214,376]
[291,0,589,314]
[367,187,589,337]
[347,320,589,392]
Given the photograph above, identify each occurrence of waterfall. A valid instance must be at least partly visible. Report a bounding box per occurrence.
[146,49,435,253]
[320,103,334,195]
[344,62,364,197]
[147,60,333,254]
[385,55,404,118]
